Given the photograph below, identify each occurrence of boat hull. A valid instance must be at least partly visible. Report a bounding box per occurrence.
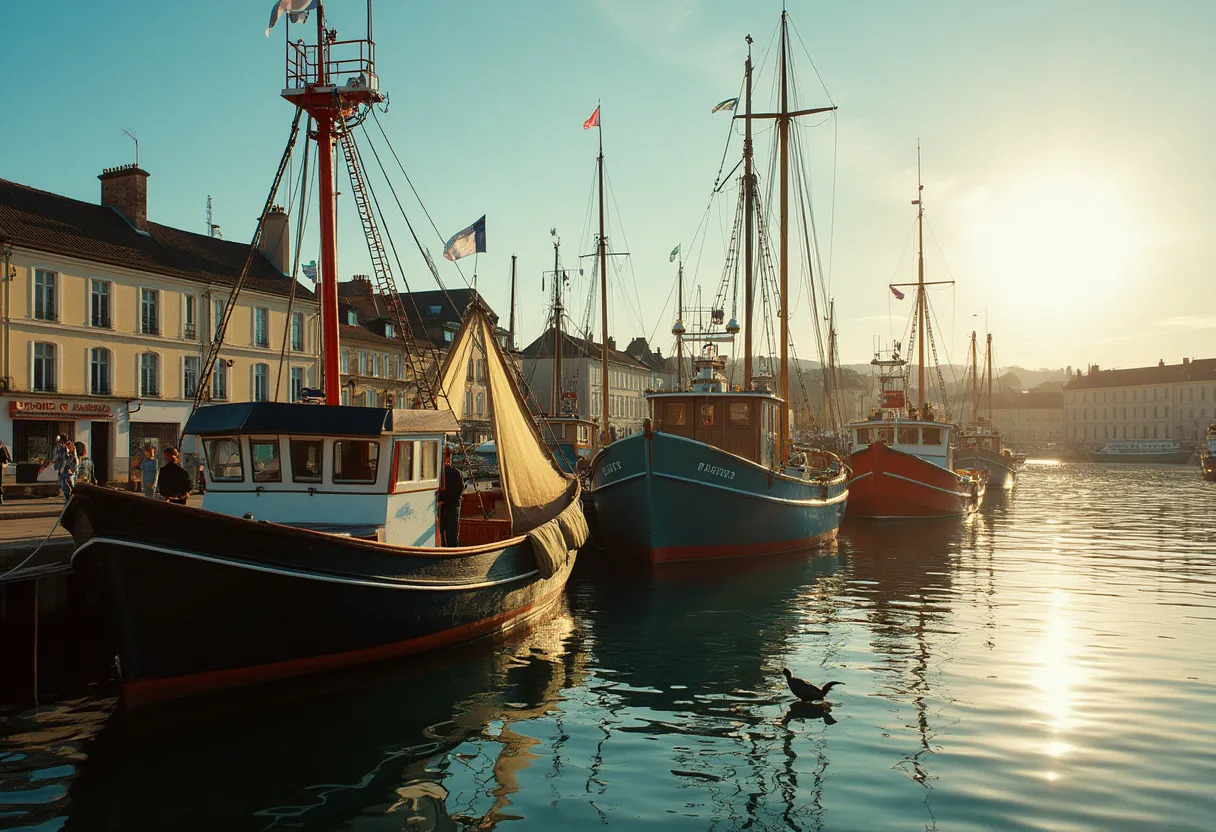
[63,484,576,708]
[847,442,984,519]
[956,448,1018,487]
[589,432,848,564]
[1085,450,1192,464]
[1201,454,1216,481]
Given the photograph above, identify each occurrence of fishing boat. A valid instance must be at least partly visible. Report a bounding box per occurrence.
[845,158,986,518]
[590,14,849,564]
[61,2,586,708]
[1085,440,1190,464]
[1201,423,1216,481]
[957,332,1019,487]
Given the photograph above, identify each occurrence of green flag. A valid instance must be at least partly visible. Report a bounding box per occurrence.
[669,244,680,263]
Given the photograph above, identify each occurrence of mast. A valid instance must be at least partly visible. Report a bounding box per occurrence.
[915,146,926,418]
[778,11,790,458]
[986,332,994,426]
[743,37,755,391]
[551,235,562,417]
[597,115,610,446]
[314,6,341,405]
[508,254,516,351]
[969,331,979,427]
[675,256,685,390]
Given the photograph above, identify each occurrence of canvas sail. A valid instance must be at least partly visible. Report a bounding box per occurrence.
[439,305,576,534]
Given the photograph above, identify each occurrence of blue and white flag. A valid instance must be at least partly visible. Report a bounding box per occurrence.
[712,97,739,114]
[266,0,319,37]
[301,260,318,283]
[443,215,487,262]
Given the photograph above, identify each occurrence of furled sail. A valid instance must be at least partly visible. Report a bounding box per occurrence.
[439,304,576,534]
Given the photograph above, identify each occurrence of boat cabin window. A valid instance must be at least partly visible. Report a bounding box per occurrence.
[878,427,894,444]
[922,427,943,445]
[250,438,282,483]
[290,439,324,483]
[700,404,715,426]
[420,440,439,481]
[898,426,920,445]
[577,425,590,444]
[855,427,872,444]
[666,403,686,426]
[394,440,416,485]
[729,402,752,426]
[333,440,380,484]
[204,438,244,482]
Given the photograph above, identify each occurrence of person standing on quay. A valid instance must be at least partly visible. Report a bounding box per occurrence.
[0,438,11,505]
[157,447,192,505]
[52,434,78,503]
[75,442,96,486]
[437,446,463,547]
[133,446,158,499]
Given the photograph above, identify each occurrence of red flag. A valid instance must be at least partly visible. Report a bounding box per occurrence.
[583,106,600,130]
[890,285,905,300]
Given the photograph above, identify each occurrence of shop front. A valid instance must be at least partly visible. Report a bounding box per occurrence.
[5,398,119,486]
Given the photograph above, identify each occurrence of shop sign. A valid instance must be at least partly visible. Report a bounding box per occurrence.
[9,399,116,420]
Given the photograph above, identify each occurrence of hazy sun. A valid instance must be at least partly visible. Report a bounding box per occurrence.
[956,171,1147,319]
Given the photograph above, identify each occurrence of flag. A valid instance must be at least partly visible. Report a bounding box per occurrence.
[443,215,487,262]
[711,97,738,114]
[301,260,317,283]
[583,106,600,130]
[669,244,680,263]
[266,0,318,36]
[890,285,905,300]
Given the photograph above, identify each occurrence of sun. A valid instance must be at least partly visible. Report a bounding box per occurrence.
[954,170,1148,323]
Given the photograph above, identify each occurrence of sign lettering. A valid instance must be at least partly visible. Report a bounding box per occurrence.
[9,400,116,420]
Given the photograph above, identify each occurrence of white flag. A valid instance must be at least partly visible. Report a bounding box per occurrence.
[266,0,319,37]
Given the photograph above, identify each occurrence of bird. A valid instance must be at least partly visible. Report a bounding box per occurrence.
[782,668,843,703]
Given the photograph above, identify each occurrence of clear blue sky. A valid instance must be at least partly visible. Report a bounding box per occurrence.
[3,0,1213,372]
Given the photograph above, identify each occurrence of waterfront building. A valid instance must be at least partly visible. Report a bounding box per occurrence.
[521,328,661,440]
[989,391,1064,446]
[1063,358,1216,446]
[0,168,318,485]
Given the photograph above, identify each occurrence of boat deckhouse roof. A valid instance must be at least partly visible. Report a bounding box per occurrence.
[185,402,458,437]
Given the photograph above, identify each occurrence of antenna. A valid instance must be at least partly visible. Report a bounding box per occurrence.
[121,129,139,166]
[205,195,222,238]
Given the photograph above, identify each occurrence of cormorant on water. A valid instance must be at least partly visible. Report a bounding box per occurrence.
[782,668,843,703]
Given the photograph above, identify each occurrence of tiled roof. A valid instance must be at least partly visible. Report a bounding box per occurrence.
[1064,358,1216,390]
[0,177,312,299]
[521,326,650,369]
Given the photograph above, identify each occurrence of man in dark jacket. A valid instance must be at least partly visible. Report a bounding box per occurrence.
[437,446,463,546]
[158,447,193,505]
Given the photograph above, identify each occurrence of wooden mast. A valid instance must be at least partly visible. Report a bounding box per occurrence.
[508,254,516,350]
[597,114,610,446]
[778,11,790,459]
[675,255,685,390]
[743,38,755,391]
[915,146,926,418]
[314,4,341,405]
[970,331,979,427]
[551,235,562,417]
[986,332,994,426]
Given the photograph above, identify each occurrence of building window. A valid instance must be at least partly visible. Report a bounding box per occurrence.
[428,305,442,315]
[253,363,269,402]
[184,295,198,338]
[385,323,395,339]
[33,270,56,321]
[341,387,351,405]
[33,342,56,391]
[140,352,159,397]
[372,353,381,377]
[476,392,485,417]
[90,347,111,395]
[184,356,201,398]
[443,330,453,343]
[90,280,111,328]
[346,308,358,326]
[254,307,270,348]
[213,298,227,339]
[358,351,367,375]
[290,366,305,401]
[291,312,305,351]
[212,360,228,400]
[140,288,159,335]
[464,390,473,415]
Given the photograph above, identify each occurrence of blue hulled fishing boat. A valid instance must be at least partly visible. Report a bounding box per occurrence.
[590,13,848,564]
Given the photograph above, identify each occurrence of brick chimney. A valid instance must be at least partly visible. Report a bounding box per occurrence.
[606,336,616,351]
[349,275,374,296]
[99,164,150,231]
[257,205,290,274]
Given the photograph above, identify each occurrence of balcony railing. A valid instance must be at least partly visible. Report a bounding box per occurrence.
[184,324,197,339]
[141,320,159,336]
[92,313,111,328]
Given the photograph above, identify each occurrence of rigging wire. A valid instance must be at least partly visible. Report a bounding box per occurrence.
[274,117,314,402]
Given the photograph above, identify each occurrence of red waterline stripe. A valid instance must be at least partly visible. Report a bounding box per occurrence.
[651,530,838,564]
[122,587,564,709]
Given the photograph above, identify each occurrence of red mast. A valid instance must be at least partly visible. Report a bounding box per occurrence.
[282,2,383,404]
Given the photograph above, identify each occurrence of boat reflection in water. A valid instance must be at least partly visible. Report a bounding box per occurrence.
[65,604,588,831]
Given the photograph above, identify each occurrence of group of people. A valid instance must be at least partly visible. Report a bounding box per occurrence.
[130,445,193,504]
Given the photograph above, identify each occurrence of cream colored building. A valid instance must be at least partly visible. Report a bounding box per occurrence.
[988,392,1064,446]
[0,166,318,485]
[1063,358,1216,446]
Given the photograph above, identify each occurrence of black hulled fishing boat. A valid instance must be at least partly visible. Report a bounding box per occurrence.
[62,2,586,708]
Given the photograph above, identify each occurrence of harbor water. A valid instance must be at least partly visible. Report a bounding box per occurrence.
[2,461,1214,830]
